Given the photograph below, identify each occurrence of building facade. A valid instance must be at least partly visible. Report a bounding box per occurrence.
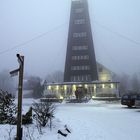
[97,63,113,82]
[64,0,98,82]
[43,0,119,99]
[43,81,119,99]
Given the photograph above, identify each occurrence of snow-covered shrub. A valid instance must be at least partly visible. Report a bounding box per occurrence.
[0,89,17,124]
[32,102,55,127]
[22,107,33,125]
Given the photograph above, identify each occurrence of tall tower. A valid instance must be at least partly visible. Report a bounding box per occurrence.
[64,0,98,82]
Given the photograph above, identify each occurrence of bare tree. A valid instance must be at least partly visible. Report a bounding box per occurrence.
[32,102,55,127]
[131,73,140,92]
[0,70,15,93]
[45,71,64,83]
[115,73,130,96]
[25,76,43,98]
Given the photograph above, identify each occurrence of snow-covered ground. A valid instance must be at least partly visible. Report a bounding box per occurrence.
[1,99,140,140]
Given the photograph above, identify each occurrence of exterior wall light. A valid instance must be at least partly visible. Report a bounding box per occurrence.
[48,86,51,90]
[60,96,64,99]
[111,84,114,88]
[64,85,67,91]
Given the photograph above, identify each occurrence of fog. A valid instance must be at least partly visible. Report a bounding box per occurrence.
[0,0,140,78]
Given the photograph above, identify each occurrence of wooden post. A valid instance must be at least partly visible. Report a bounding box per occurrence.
[16,55,24,140]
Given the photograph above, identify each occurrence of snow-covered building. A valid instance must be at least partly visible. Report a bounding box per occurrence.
[97,62,113,82]
[43,63,119,99]
[43,0,119,99]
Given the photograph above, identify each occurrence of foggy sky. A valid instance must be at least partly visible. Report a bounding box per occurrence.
[0,0,140,78]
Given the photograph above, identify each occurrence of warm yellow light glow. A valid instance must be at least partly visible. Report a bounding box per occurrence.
[72,85,76,91]
[60,96,64,99]
[64,85,67,90]
[85,84,88,88]
[56,85,59,90]
[48,86,51,90]
[111,84,114,88]
[94,85,96,89]
[92,96,96,99]
[102,84,105,88]
[99,74,110,81]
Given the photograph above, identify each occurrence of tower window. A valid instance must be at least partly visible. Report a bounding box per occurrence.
[71,75,91,82]
[71,65,90,70]
[72,45,88,50]
[85,75,91,81]
[73,0,84,4]
[73,32,87,38]
[72,55,89,60]
[74,19,85,24]
[75,8,84,13]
